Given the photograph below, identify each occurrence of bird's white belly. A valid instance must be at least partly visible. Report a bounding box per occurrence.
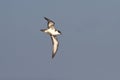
[46,29,60,35]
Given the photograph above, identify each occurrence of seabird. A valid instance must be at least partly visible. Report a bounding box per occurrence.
[40,17,62,58]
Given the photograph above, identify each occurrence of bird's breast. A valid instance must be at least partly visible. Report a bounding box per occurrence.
[47,29,60,35]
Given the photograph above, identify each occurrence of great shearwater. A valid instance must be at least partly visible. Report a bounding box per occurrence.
[40,17,62,59]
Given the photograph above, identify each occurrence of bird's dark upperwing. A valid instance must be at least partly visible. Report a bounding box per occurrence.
[50,36,59,59]
[44,17,55,29]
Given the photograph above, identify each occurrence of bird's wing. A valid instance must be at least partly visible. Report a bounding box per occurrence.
[50,35,59,58]
[44,17,55,29]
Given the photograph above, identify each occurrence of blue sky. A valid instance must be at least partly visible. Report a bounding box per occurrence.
[0,0,120,80]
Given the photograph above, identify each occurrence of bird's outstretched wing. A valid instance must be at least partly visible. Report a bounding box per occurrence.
[44,17,55,29]
[50,35,59,58]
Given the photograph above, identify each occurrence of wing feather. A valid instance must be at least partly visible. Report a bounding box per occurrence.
[44,17,55,29]
[50,36,59,58]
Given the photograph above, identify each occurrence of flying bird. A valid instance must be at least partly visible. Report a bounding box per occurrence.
[40,17,62,58]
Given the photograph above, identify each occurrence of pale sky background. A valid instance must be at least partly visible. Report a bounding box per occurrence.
[0,0,120,80]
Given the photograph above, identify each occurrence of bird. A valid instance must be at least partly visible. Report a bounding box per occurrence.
[40,17,62,58]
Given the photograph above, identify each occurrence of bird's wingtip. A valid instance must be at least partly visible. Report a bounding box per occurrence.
[40,29,46,32]
[52,54,55,59]
[44,17,46,19]
[44,17,48,20]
